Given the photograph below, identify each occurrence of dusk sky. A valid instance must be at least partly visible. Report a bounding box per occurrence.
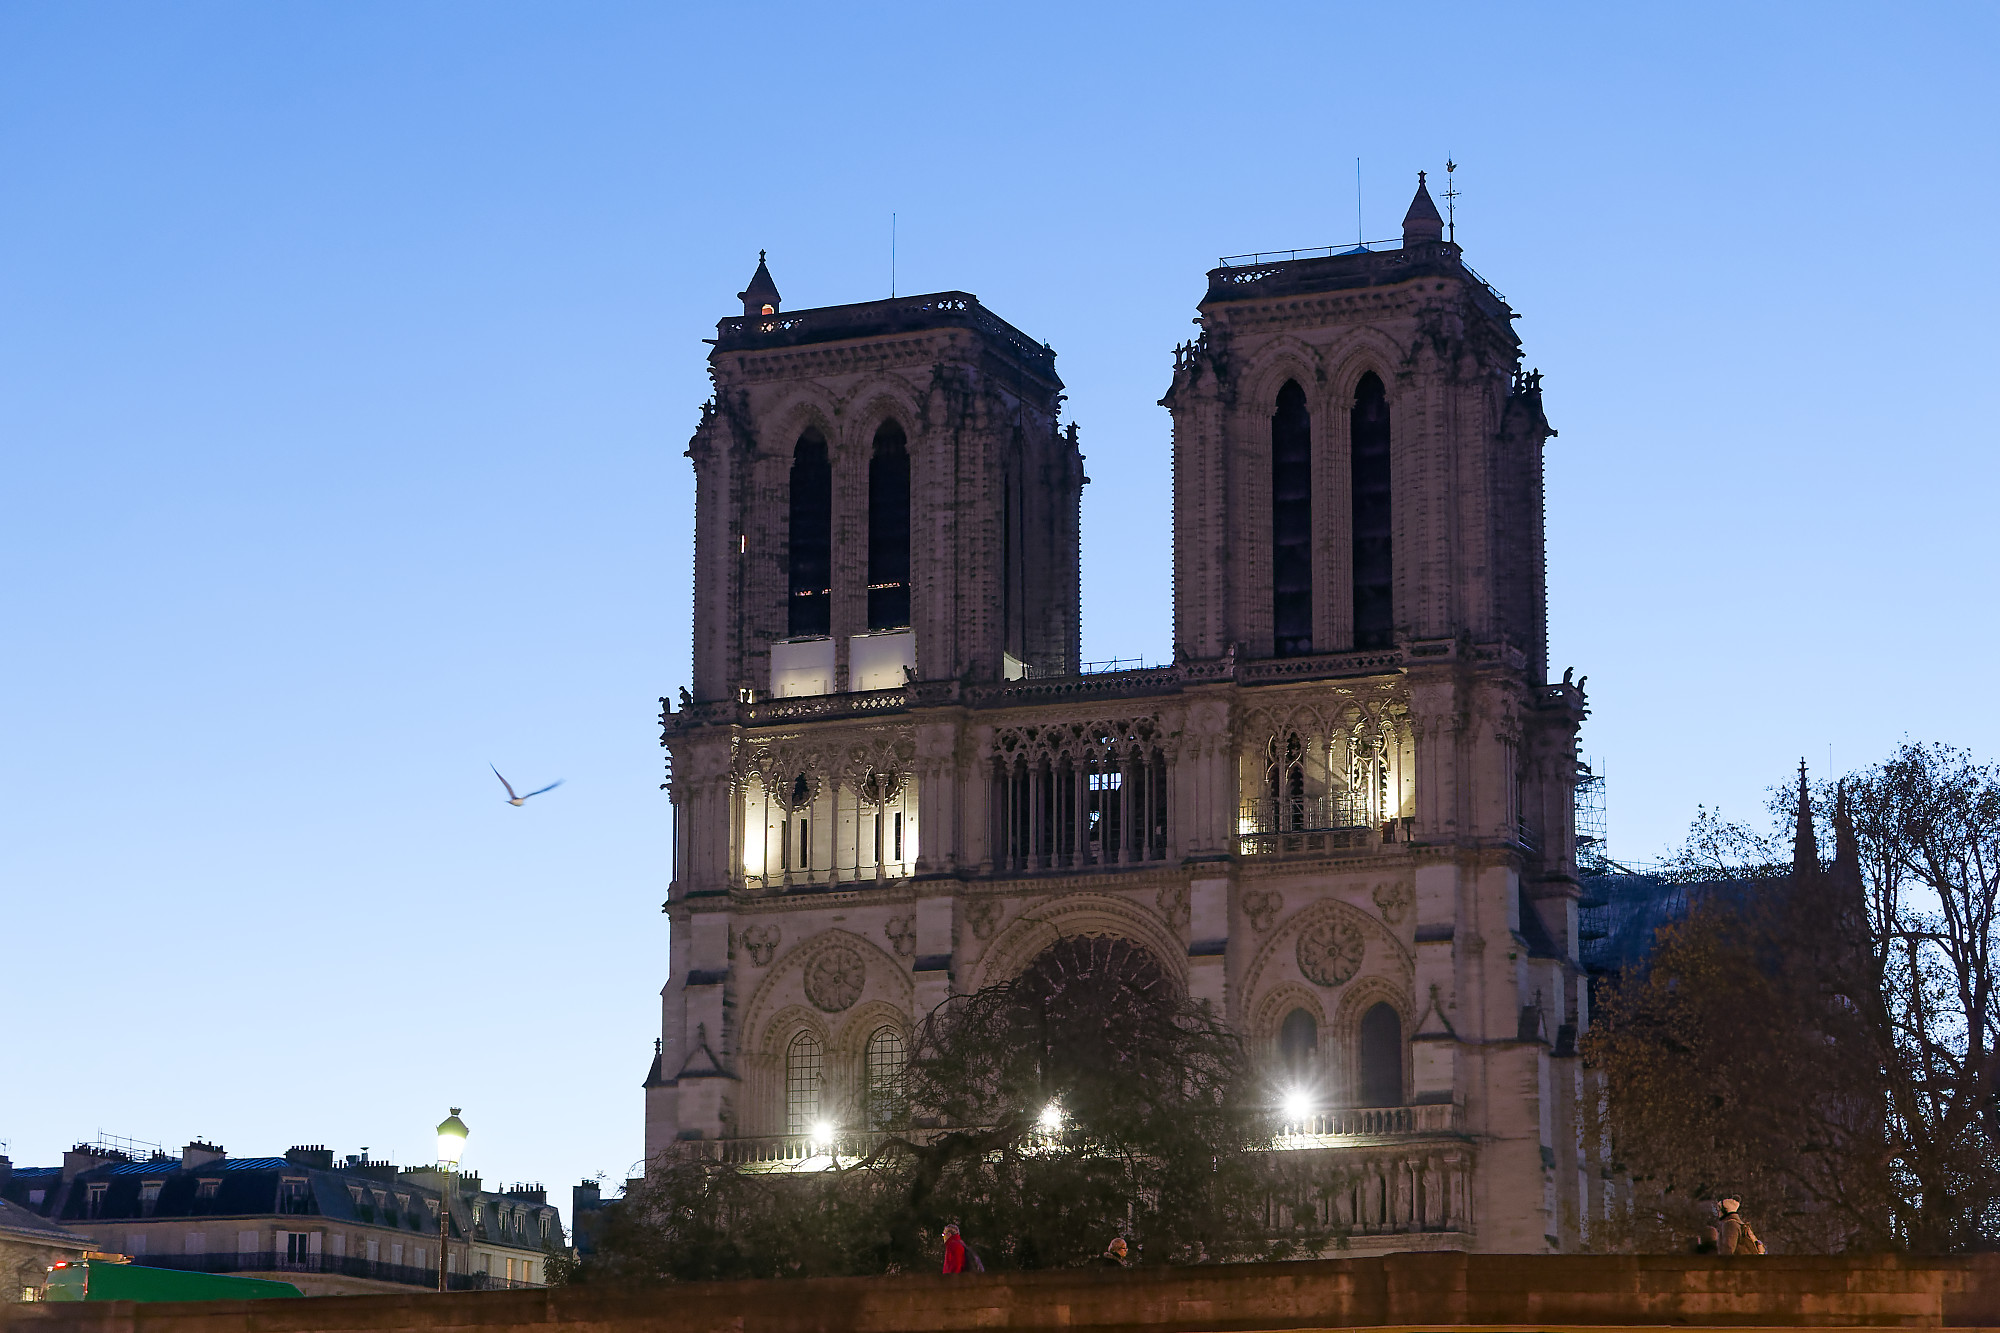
[6,2,1995,1221]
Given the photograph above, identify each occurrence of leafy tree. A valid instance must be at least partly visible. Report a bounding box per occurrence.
[1586,743,2000,1253]
[588,937,1343,1280]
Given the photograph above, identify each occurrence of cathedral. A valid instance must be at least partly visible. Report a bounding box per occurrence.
[650,176,1605,1252]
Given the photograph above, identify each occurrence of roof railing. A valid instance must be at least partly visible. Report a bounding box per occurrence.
[1218,239,1404,266]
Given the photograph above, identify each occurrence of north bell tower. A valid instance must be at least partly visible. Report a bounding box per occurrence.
[685,262,1083,704]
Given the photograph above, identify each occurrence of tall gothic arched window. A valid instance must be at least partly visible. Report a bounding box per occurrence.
[1279,1007,1318,1079]
[1357,1001,1402,1107]
[1271,380,1313,656]
[788,431,832,638]
[1351,373,1393,649]
[865,1026,906,1128]
[785,1031,823,1135]
[867,421,911,630]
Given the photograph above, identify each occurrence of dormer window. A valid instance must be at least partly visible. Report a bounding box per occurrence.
[196,1179,220,1199]
[760,304,774,315]
[86,1183,107,1218]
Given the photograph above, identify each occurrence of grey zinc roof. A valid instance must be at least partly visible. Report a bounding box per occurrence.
[0,1197,91,1248]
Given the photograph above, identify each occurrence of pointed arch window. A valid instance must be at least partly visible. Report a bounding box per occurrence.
[1357,1001,1402,1107]
[1266,732,1308,831]
[1350,373,1393,649]
[867,421,911,630]
[1279,1007,1318,1078]
[1271,380,1313,656]
[788,431,832,638]
[865,1027,906,1128]
[785,1031,824,1135]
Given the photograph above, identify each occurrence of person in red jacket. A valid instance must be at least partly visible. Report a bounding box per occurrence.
[942,1223,966,1274]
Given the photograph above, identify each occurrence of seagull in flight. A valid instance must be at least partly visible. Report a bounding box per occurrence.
[492,764,564,807]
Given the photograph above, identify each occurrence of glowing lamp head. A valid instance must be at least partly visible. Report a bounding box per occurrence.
[435,1108,470,1168]
[1282,1089,1313,1125]
[810,1120,834,1147]
[1038,1102,1063,1132]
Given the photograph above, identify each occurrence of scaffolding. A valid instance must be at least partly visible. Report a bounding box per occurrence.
[1574,758,1608,876]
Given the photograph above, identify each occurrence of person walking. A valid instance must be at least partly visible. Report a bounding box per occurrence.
[1095,1237,1129,1268]
[1715,1199,1766,1255]
[942,1224,967,1274]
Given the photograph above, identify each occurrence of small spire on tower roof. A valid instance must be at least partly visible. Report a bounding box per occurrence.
[1402,171,1445,245]
[1792,759,1821,882]
[738,250,781,317]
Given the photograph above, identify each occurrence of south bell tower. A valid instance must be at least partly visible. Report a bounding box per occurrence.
[1162,177,1586,1249]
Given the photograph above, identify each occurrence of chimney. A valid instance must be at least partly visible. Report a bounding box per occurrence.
[63,1145,124,1182]
[284,1145,333,1170]
[182,1141,227,1170]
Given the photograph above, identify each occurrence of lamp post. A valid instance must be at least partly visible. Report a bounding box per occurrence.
[435,1108,469,1293]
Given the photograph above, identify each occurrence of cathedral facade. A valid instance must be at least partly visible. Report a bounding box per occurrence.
[650,179,1604,1252]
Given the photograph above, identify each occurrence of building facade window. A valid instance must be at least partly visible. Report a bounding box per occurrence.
[865,1026,906,1128]
[787,430,833,638]
[1279,1007,1318,1080]
[867,421,911,630]
[785,1031,824,1135]
[1271,379,1312,656]
[1350,372,1393,649]
[1357,1001,1403,1107]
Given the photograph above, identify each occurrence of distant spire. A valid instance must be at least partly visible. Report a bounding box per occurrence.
[1402,171,1445,245]
[1791,759,1820,882]
[738,250,781,317]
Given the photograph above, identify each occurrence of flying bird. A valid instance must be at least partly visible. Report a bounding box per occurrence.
[492,764,564,807]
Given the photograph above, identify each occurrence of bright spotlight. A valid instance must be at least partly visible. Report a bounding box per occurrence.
[811,1120,834,1146]
[1038,1103,1062,1132]
[1282,1089,1312,1126]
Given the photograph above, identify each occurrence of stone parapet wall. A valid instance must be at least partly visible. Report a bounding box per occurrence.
[11,1255,2000,1333]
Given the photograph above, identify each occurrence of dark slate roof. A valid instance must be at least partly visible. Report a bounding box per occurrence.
[2,1154,560,1253]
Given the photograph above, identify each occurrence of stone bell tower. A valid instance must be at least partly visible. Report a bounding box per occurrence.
[684,258,1084,705]
[1167,174,1550,676]
[1159,175,1590,1250]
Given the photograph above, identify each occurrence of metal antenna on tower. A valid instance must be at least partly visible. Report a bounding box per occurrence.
[1443,159,1460,243]
[1356,157,1363,248]
[892,213,897,298]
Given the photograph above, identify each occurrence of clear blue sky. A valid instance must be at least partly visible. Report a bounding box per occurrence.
[6,2,1995,1220]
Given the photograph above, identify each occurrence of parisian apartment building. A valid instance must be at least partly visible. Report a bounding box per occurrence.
[0,1140,562,1297]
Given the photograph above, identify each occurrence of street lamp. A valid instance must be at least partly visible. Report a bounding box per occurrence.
[435,1108,469,1293]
